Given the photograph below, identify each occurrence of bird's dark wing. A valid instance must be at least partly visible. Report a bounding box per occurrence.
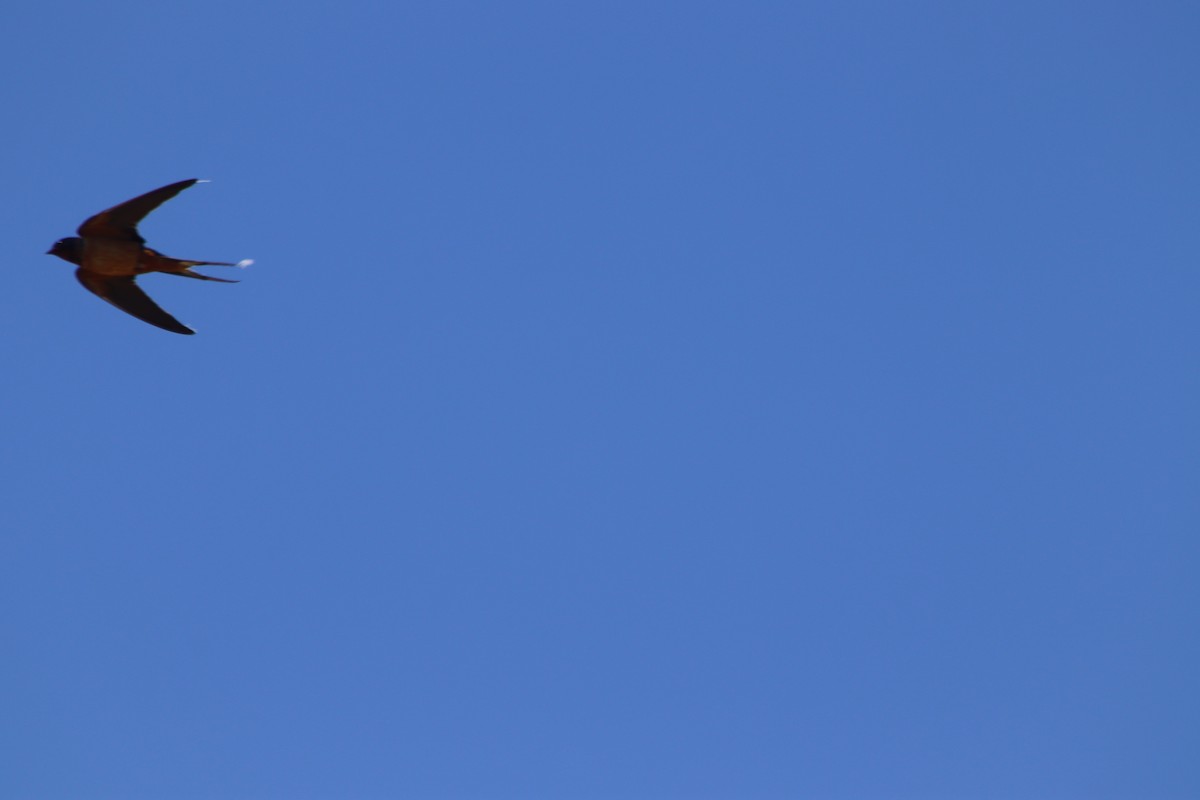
[75,269,195,335]
[76,179,201,242]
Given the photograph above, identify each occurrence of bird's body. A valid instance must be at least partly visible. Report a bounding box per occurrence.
[47,179,251,334]
[79,238,142,276]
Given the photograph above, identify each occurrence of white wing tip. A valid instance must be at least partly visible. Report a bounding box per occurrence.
[235,259,254,268]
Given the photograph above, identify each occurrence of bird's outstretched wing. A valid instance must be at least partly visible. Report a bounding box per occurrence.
[76,179,201,242]
[75,269,195,335]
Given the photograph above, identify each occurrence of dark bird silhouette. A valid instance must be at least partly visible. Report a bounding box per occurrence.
[47,179,251,334]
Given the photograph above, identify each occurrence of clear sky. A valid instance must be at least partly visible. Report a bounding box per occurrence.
[3,2,1197,798]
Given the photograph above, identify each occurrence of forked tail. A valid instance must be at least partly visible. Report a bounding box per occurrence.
[172,259,253,283]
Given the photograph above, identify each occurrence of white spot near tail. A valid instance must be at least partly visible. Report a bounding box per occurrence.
[235,259,254,268]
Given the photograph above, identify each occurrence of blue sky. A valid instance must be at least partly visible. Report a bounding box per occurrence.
[3,2,1198,797]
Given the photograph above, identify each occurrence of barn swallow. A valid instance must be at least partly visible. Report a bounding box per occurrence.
[47,178,252,335]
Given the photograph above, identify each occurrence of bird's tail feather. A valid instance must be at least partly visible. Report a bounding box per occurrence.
[172,269,240,283]
[178,258,253,269]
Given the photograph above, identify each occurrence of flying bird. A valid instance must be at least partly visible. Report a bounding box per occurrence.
[47,178,251,335]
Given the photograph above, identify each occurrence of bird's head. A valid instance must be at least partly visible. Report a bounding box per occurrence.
[47,237,84,265]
